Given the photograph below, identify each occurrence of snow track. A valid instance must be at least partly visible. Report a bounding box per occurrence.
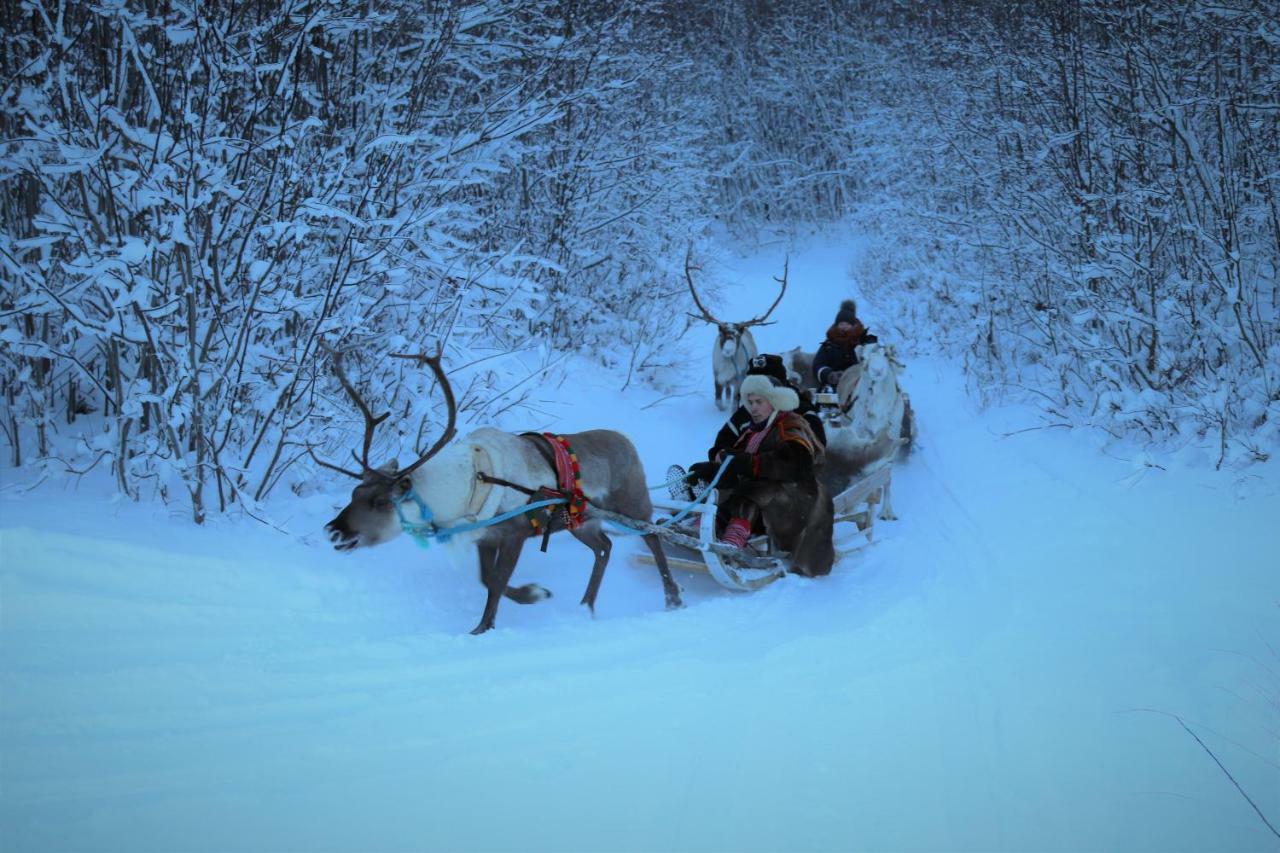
[3,241,1277,852]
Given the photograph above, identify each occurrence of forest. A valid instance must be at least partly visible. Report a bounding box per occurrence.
[3,0,1277,521]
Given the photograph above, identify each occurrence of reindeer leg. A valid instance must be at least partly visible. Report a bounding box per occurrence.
[503,583,551,605]
[569,520,612,616]
[642,532,683,609]
[472,535,526,635]
[715,381,726,411]
[877,477,898,521]
[481,538,551,605]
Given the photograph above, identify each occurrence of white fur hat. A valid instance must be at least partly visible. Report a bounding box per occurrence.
[740,373,799,412]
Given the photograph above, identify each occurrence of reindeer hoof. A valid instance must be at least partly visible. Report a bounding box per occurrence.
[469,622,493,635]
[665,595,684,610]
[509,583,552,604]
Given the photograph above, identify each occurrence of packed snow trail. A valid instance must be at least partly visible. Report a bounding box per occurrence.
[2,239,1277,852]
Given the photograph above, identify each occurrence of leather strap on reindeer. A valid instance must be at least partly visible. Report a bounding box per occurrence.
[548,434,587,527]
[525,433,587,549]
[473,433,589,552]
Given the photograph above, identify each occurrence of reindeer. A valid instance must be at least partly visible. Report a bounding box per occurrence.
[315,344,683,635]
[823,342,911,519]
[685,250,788,411]
[781,346,817,391]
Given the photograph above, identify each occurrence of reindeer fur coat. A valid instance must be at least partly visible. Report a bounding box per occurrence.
[717,412,835,577]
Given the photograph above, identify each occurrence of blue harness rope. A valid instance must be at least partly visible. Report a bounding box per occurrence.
[605,455,734,536]
[394,487,566,548]
[393,456,735,547]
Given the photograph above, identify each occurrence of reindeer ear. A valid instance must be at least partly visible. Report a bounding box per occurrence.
[377,460,399,474]
[394,476,412,496]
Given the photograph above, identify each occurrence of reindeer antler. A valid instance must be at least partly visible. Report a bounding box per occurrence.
[307,444,364,480]
[684,246,724,327]
[742,256,788,328]
[318,339,391,475]
[684,248,789,329]
[389,346,458,479]
[309,340,390,479]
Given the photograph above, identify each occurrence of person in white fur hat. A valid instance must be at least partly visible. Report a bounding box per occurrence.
[702,353,826,464]
[686,372,834,577]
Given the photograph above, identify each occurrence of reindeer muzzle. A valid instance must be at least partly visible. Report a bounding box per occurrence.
[325,520,359,551]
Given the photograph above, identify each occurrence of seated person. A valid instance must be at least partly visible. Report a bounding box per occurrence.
[686,373,834,577]
[813,299,878,389]
[706,353,826,460]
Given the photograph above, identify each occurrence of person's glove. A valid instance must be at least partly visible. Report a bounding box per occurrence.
[687,461,720,483]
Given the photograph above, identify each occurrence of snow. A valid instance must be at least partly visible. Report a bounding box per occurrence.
[2,237,1278,852]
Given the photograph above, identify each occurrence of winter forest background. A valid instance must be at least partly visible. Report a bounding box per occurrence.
[3,0,1278,521]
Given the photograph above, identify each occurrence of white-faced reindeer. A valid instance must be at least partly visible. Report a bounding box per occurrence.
[315,344,682,634]
[823,342,913,520]
[685,251,788,411]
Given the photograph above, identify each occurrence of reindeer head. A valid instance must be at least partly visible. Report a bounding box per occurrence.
[716,323,752,358]
[685,249,788,352]
[326,462,411,550]
[312,343,457,552]
[839,343,900,441]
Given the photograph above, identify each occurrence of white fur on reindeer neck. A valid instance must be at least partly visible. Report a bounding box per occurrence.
[397,428,552,542]
[401,440,481,527]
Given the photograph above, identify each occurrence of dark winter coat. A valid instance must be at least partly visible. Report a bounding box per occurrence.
[706,393,826,462]
[813,321,878,387]
[716,412,834,577]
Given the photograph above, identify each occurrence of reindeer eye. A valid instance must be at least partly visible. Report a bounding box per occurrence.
[373,496,392,511]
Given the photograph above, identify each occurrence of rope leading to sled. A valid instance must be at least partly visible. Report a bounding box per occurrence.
[604,455,734,536]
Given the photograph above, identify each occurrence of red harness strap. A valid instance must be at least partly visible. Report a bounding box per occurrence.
[527,433,588,536]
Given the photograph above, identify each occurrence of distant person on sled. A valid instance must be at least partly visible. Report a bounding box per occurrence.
[684,371,835,577]
[812,299,878,390]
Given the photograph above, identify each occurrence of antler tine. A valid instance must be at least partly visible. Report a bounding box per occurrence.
[306,443,364,480]
[389,346,458,478]
[318,339,390,473]
[744,256,788,328]
[684,246,722,326]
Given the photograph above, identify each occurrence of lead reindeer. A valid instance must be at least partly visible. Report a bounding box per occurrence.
[316,344,682,634]
[685,250,788,411]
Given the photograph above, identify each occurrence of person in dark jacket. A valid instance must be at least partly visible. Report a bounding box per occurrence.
[685,372,834,575]
[705,353,825,461]
[812,299,878,389]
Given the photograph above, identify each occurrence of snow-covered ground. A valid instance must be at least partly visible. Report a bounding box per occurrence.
[2,237,1277,852]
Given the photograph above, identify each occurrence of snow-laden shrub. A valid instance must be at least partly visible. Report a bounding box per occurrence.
[0,0,710,519]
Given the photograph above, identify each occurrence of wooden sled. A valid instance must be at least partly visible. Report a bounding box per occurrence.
[630,459,895,592]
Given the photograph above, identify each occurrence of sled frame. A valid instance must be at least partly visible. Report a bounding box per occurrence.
[633,459,895,592]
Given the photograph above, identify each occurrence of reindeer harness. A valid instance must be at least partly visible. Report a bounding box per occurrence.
[392,433,588,550]
[393,433,738,549]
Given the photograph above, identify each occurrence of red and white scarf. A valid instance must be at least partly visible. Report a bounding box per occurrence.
[742,411,778,455]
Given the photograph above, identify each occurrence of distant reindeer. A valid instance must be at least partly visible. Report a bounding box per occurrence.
[781,346,817,391]
[685,250,788,411]
[315,344,683,634]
